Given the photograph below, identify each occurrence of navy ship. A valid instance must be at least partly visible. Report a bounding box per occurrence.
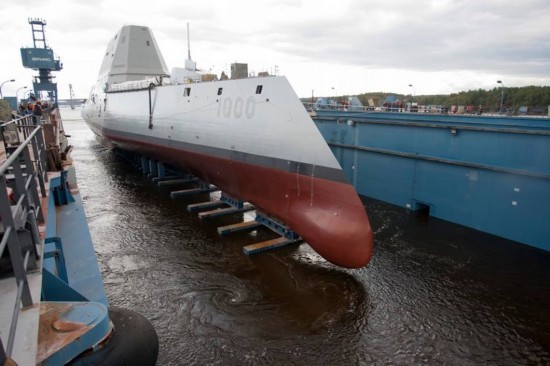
[82,25,373,269]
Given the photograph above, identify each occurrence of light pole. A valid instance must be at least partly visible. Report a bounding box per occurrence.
[16,86,28,105]
[331,87,337,107]
[408,84,415,99]
[408,84,415,111]
[497,80,505,114]
[0,79,16,98]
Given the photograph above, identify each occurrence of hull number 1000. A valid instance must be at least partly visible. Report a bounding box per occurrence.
[217,97,256,119]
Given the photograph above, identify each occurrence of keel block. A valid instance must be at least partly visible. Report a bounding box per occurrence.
[170,185,218,199]
[198,204,255,219]
[243,237,300,255]
[217,220,261,235]
[187,200,227,212]
[157,175,197,186]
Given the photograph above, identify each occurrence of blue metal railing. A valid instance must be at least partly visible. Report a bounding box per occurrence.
[0,116,48,359]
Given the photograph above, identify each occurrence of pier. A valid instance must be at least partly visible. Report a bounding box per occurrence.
[1,108,158,365]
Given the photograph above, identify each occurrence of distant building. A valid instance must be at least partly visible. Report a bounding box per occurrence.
[231,63,248,79]
[201,73,218,82]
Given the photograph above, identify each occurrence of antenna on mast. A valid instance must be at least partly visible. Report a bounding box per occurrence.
[187,22,191,60]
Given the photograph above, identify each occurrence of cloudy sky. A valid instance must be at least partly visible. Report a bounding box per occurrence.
[1,0,549,100]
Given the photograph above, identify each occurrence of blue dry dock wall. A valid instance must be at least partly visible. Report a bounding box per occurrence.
[313,111,550,251]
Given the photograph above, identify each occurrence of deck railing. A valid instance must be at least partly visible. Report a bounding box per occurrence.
[302,101,448,114]
[0,115,48,360]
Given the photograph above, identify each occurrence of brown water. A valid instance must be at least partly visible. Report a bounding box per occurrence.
[62,109,550,365]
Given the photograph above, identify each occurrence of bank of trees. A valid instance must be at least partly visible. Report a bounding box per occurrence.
[352,86,550,113]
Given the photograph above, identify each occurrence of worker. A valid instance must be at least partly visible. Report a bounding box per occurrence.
[32,100,43,124]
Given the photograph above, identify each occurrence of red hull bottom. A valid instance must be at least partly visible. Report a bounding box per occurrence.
[107,134,373,268]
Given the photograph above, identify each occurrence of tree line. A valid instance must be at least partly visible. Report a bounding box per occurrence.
[360,86,550,113]
[307,85,550,114]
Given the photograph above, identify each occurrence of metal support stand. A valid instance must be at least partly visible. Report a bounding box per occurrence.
[120,151,303,257]
[170,181,217,198]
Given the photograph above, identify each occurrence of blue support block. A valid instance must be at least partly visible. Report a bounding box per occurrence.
[220,194,244,209]
[141,156,150,174]
[148,159,158,178]
[157,161,166,178]
[255,212,299,240]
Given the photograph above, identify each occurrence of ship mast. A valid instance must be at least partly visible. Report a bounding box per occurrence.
[187,22,191,61]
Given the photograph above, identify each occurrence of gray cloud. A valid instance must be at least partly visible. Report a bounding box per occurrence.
[1,0,548,98]
[249,0,550,77]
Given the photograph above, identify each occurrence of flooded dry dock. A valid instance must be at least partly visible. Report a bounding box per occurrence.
[63,108,550,365]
